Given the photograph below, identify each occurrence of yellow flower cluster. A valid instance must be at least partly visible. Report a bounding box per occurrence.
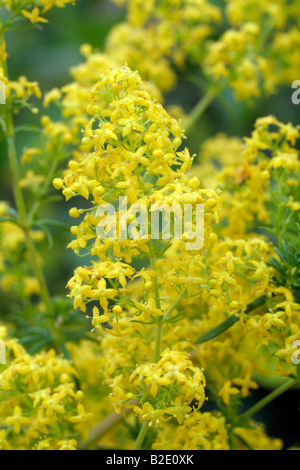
[40,0,300,162]
[205,0,300,98]
[188,117,300,386]
[1,0,75,24]
[225,0,299,29]
[106,0,300,99]
[55,66,220,264]
[0,68,41,104]
[233,424,283,451]
[111,0,221,82]
[130,349,206,425]
[53,66,222,437]
[152,411,229,450]
[194,116,300,239]
[154,413,283,450]
[204,23,274,99]
[0,327,93,450]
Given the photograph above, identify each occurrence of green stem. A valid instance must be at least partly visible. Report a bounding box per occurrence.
[152,292,184,363]
[153,319,163,363]
[133,422,149,450]
[28,157,58,222]
[150,246,163,363]
[184,90,216,134]
[163,290,185,323]
[23,232,52,313]
[241,379,297,420]
[150,244,161,311]
[79,407,133,450]
[133,257,185,450]
[133,242,164,450]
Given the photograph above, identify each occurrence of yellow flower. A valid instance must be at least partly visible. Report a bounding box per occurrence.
[57,439,78,450]
[44,88,62,107]
[68,404,94,424]
[21,8,48,24]
[218,381,240,406]
[165,398,192,425]
[0,430,12,450]
[20,148,41,165]
[133,402,170,425]
[232,375,258,398]
[5,406,31,435]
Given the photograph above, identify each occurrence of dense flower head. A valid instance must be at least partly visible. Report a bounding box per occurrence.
[225,0,300,29]
[193,116,300,239]
[113,0,221,27]
[111,0,221,77]
[106,24,177,92]
[204,22,275,99]
[106,0,300,99]
[152,411,230,450]
[153,413,283,450]
[56,66,221,264]
[58,65,184,195]
[107,349,206,426]
[0,328,93,450]
[0,66,41,106]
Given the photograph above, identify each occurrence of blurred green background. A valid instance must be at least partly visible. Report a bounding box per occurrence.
[0,0,299,449]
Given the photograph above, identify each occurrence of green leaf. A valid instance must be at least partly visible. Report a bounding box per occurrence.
[0,116,6,132]
[38,195,62,204]
[15,125,43,134]
[195,296,266,345]
[34,222,53,249]
[38,219,70,231]
[195,314,239,345]
[58,342,72,360]
[27,339,52,355]
[269,257,285,276]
